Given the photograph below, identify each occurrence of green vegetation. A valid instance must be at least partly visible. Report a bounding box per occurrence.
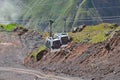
[21,0,120,31]
[1,0,120,32]
[30,45,46,62]
[4,24,17,31]
[0,23,17,31]
[69,23,120,44]
[23,0,76,31]
[22,0,96,31]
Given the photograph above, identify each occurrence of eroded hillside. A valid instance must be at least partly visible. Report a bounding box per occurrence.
[26,30,120,80]
[24,31,120,80]
[0,23,120,80]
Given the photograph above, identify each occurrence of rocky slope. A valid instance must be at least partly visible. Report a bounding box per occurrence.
[0,24,120,80]
[0,29,43,67]
[27,30,120,80]
[0,30,83,80]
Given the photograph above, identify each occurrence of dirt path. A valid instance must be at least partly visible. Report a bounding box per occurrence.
[0,67,83,80]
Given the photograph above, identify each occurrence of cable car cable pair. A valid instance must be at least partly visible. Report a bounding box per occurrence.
[45,19,70,50]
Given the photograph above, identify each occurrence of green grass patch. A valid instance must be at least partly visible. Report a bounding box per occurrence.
[5,24,17,31]
[90,32,107,43]
[69,23,116,44]
[30,45,46,62]
[0,23,17,31]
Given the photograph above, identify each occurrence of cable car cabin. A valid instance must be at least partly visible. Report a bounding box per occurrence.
[45,37,61,50]
[54,33,70,45]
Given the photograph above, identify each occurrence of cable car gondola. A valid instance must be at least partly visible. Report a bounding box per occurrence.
[54,32,69,45]
[45,20,61,50]
[45,36,61,49]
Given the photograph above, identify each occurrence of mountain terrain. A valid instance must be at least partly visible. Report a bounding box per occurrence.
[1,0,120,31]
[0,22,120,80]
[24,24,120,80]
[0,0,120,80]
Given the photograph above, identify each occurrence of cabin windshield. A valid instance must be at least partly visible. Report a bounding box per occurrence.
[61,36,68,44]
[53,40,61,49]
[45,40,51,49]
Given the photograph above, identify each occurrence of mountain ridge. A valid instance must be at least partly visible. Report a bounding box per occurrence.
[1,0,120,31]
[21,0,120,31]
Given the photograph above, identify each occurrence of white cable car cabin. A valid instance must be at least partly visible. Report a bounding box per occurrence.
[54,32,70,45]
[45,36,61,50]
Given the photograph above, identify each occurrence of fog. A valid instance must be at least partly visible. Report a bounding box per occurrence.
[0,0,23,24]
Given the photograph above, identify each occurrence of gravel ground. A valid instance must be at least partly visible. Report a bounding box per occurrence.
[0,71,35,80]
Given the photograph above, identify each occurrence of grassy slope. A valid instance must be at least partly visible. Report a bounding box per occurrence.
[22,0,88,31]
[69,23,120,43]
[21,0,120,32]
[23,0,76,31]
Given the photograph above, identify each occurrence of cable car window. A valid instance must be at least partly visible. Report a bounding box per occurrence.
[61,36,68,44]
[45,41,51,49]
[53,40,61,49]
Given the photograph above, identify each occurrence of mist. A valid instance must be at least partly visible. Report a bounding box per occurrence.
[0,0,23,24]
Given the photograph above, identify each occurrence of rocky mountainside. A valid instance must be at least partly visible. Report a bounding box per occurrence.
[0,23,120,80]
[25,30,120,80]
[22,0,120,31]
[0,31,82,80]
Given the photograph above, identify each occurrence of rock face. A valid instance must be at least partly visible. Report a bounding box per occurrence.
[0,31,44,80]
[0,27,120,79]
[0,30,43,67]
[29,30,120,80]
[20,30,44,55]
[0,31,82,80]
